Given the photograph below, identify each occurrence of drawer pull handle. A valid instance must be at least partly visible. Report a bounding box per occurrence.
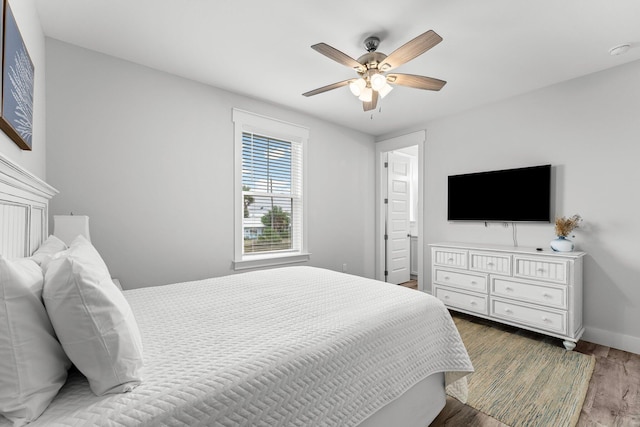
[542,293,552,298]
[470,281,477,285]
[443,295,450,299]
[444,276,450,280]
[470,301,477,306]
[505,286,514,292]
[537,268,546,273]
[542,316,551,323]
[504,308,513,314]
[487,262,495,266]
[448,258,454,262]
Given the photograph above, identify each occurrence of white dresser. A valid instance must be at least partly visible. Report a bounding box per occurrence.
[430,242,585,350]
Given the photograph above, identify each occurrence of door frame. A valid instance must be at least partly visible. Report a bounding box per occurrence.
[375,131,425,290]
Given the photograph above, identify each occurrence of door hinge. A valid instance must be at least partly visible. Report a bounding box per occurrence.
[384,198,388,204]
[384,234,388,240]
[384,270,388,276]
[384,162,388,168]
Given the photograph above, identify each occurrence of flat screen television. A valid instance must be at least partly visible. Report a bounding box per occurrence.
[447,164,551,222]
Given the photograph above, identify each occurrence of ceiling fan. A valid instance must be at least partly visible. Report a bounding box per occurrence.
[302,30,447,112]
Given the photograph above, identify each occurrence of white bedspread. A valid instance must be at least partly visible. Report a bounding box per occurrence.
[7,267,472,426]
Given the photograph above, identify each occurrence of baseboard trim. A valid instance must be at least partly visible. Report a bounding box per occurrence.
[583,326,640,355]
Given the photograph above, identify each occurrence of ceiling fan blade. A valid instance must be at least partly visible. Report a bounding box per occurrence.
[363,90,379,111]
[387,73,447,91]
[378,30,443,71]
[302,79,352,97]
[311,43,365,72]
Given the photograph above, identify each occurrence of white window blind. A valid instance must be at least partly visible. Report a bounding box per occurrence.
[232,108,309,269]
[242,133,302,254]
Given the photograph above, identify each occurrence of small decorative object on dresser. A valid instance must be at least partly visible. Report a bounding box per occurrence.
[430,242,585,351]
[551,214,582,252]
[550,235,573,252]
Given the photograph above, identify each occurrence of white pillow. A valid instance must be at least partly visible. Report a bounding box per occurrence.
[30,235,68,269]
[43,236,144,396]
[0,256,71,426]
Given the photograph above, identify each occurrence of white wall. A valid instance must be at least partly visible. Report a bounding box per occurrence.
[0,0,47,179]
[43,35,640,352]
[412,59,640,353]
[45,39,375,288]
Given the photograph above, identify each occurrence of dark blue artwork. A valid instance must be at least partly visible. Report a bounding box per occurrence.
[1,1,34,150]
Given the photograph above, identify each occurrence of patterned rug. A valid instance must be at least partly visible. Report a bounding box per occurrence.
[451,316,595,427]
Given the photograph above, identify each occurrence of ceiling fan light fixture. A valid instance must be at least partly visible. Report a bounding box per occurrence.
[349,78,366,96]
[378,83,393,99]
[358,87,373,102]
[370,73,387,91]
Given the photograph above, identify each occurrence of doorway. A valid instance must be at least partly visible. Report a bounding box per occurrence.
[375,131,424,290]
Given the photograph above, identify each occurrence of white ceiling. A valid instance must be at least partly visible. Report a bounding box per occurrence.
[35,0,640,137]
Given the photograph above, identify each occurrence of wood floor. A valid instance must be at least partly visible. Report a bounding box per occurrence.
[399,279,418,290]
[426,312,640,426]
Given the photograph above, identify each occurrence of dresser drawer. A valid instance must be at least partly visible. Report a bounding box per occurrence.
[435,286,488,315]
[513,256,569,284]
[434,268,488,292]
[492,277,567,309]
[432,247,468,269]
[491,298,567,334]
[469,251,512,275]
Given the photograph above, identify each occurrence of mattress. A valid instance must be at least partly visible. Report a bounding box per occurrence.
[5,266,472,426]
[359,372,446,427]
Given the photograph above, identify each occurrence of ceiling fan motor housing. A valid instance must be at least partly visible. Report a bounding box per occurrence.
[356,52,387,73]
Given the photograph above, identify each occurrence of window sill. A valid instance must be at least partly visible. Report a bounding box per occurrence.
[233,252,311,271]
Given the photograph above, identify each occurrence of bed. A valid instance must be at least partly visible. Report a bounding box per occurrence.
[0,153,473,426]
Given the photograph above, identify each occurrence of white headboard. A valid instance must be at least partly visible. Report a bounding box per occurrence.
[0,153,58,257]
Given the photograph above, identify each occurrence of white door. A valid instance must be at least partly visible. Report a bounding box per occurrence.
[385,152,411,284]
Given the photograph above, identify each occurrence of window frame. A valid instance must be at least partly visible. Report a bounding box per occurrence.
[232,108,310,270]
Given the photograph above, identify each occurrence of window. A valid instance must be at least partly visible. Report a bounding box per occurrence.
[232,109,309,270]
[242,134,297,253]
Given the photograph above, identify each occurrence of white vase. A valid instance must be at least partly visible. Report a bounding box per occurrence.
[550,236,574,252]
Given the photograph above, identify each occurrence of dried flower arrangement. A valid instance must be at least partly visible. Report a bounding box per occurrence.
[555,214,582,237]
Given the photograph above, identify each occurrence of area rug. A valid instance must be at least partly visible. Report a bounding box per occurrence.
[450,316,596,427]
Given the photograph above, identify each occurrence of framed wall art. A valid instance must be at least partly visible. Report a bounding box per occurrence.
[0,0,34,150]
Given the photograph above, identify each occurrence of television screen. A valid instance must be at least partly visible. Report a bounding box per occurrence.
[447,164,551,222]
